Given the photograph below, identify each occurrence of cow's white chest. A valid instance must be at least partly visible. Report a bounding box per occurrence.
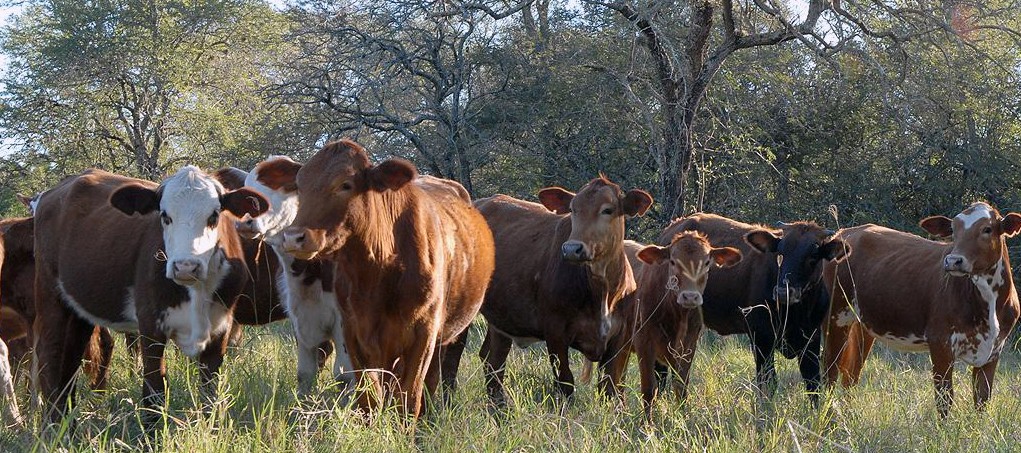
[159,287,232,358]
[952,263,1004,366]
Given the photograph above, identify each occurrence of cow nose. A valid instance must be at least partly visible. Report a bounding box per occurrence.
[774,285,802,304]
[678,291,702,308]
[172,259,201,281]
[944,255,966,272]
[235,218,259,239]
[283,230,306,250]
[562,241,589,262]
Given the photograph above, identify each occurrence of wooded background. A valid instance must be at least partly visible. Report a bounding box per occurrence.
[1,0,1018,240]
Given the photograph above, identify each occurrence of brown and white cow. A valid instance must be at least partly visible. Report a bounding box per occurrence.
[279,139,495,418]
[823,202,1021,417]
[463,176,652,404]
[218,158,354,395]
[32,167,268,425]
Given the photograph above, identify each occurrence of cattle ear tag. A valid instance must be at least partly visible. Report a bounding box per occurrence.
[776,255,783,268]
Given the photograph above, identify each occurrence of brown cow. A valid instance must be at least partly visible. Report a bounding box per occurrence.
[823,202,1021,417]
[603,232,741,420]
[279,139,495,418]
[33,167,268,425]
[465,176,652,404]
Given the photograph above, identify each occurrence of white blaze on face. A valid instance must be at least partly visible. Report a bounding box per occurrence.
[159,166,225,281]
[956,204,993,230]
[244,156,300,243]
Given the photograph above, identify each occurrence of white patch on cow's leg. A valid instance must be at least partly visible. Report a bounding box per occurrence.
[955,205,993,230]
[184,286,213,358]
[331,301,354,389]
[834,308,857,327]
[0,339,23,427]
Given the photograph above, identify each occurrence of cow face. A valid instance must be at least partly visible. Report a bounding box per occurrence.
[920,202,1021,277]
[745,222,849,304]
[638,232,741,308]
[538,176,652,264]
[111,166,270,285]
[281,140,417,260]
[236,156,302,243]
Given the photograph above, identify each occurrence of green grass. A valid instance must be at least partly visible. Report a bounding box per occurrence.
[5,321,1021,452]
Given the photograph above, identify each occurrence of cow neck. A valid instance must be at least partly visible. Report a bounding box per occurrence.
[343,186,417,268]
[964,245,1013,330]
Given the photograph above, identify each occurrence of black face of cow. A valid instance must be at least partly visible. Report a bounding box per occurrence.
[745,222,849,304]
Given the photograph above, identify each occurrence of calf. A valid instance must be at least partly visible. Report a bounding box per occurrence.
[32,167,268,425]
[823,202,1021,417]
[466,176,652,404]
[616,214,846,402]
[280,139,495,418]
[221,158,354,394]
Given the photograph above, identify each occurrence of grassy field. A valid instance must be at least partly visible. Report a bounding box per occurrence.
[4,321,1021,452]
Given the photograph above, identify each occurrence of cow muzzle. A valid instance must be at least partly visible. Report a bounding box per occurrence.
[561,240,591,262]
[282,227,323,260]
[677,290,703,309]
[170,259,204,285]
[773,284,803,304]
[943,254,970,276]
[235,218,261,240]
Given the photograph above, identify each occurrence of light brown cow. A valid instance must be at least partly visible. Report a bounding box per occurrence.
[463,176,652,404]
[279,139,495,418]
[33,167,268,425]
[823,202,1021,417]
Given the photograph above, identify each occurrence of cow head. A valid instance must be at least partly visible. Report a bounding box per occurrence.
[920,202,1021,277]
[745,222,849,304]
[110,166,270,285]
[16,192,42,215]
[280,139,417,260]
[538,175,653,265]
[638,231,742,308]
[234,156,302,244]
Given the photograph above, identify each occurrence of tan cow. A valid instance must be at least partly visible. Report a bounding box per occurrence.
[279,139,495,419]
[823,202,1021,417]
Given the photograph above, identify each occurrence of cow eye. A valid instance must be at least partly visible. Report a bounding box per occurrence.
[340,181,353,191]
[601,207,614,215]
[207,212,219,227]
[160,211,172,225]
[983,226,993,234]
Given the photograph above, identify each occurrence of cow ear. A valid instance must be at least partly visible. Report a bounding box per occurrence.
[818,238,850,262]
[1001,213,1021,237]
[213,167,248,191]
[538,187,574,214]
[919,215,953,238]
[15,193,32,209]
[621,189,653,217]
[636,245,669,264]
[710,246,742,268]
[255,157,302,192]
[221,188,270,218]
[110,184,161,216]
[367,159,417,191]
[744,230,780,253]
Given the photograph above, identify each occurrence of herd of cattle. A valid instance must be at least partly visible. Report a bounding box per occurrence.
[0,138,1017,432]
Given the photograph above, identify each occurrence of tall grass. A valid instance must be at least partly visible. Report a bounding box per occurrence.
[4,321,1021,452]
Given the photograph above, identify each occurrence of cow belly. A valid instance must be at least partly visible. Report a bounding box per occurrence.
[159,296,231,358]
[58,280,138,332]
[863,325,928,352]
[489,324,540,347]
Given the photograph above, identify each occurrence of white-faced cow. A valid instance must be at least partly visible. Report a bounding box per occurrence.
[32,167,268,426]
[823,202,1021,417]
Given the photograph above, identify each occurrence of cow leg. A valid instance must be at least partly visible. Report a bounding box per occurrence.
[317,340,333,370]
[930,344,955,418]
[972,358,999,411]
[83,326,115,391]
[396,331,438,420]
[296,340,322,396]
[838,323,875,388]
[0,338,23,427]
[668,314,702,404]
[748,318,777,399]
[598,332,632,398]
[197,329,229,405]
[637,339,658,422]
[799,329,823,406]
[440,327,469,397]
[34,303,90,424]
[480,327,512,406]
[545,339,575,398]
[139,332,168,427]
